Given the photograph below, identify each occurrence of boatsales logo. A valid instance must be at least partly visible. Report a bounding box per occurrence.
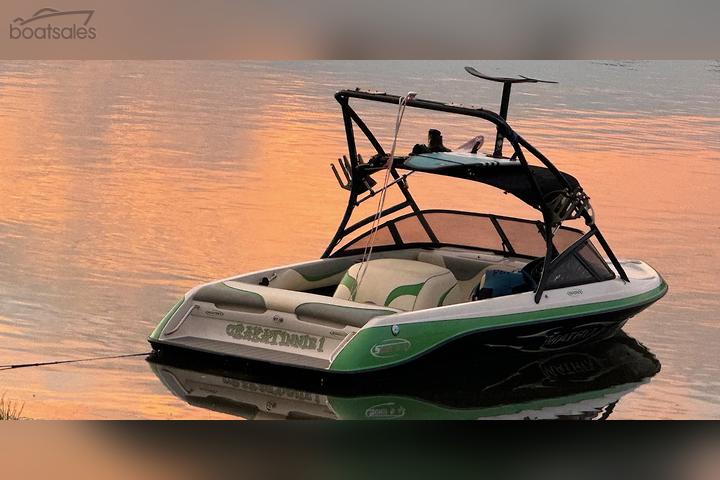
[10,8,96,40]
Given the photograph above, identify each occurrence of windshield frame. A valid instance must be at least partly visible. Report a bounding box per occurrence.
[330,209,585,259]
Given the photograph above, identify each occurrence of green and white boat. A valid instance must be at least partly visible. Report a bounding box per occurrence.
[149,67,667,374]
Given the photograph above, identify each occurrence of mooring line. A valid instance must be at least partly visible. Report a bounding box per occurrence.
[0,352,151,371]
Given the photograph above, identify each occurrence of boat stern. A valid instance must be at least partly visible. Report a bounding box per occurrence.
[148,280,398,370]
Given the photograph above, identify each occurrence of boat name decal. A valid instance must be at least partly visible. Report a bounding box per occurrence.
[510,321,617,352]
[370,338,412,358]
[566,288,583,296]
[225,322,325,353]
[365,402,407,419]
[543,325,608,348]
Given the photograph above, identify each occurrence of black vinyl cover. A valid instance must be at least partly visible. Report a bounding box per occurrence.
[401,160,580,210]
[476,165,580,209]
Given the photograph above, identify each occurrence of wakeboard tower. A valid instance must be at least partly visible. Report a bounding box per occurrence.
[148,67,667,374]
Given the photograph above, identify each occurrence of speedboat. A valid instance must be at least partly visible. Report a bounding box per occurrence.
[148,67,667,373]
[148,333,661,420]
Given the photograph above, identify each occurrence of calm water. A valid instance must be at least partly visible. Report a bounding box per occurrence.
[0,61,718,419]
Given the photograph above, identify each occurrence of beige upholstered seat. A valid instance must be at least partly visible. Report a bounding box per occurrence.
[416,251,487,305]
[196,281,400,328]
[333,258,458,311]
[415,251,527,305]
[267,257,357,291]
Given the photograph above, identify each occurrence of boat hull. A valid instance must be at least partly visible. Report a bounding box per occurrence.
[148,331,661,420]
[150,280,666,375]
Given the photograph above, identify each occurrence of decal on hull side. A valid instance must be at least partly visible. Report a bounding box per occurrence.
[226,322,326,353]
[370,338,412,358]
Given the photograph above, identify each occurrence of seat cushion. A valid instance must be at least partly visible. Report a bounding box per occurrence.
[267,258,357,291]
[208,281,400,328]
[333,259,457,311]
[416,251,529,305]
[416,251,488,305]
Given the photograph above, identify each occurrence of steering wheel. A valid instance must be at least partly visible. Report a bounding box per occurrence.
[520,257,544,290]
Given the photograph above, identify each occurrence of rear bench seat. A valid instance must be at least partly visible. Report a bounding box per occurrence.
[193,281,399,328]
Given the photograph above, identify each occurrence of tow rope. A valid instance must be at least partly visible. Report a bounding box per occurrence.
[353,92,417,298]
[0,352,150,371]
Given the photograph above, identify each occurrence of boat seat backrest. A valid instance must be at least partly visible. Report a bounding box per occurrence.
[415,251,527,305]
[333,258,458,311]
[415,251,489,305]
[194,281,399,328]
[265,251,422,292]
[267,257,358,291]
[416,251,489,279]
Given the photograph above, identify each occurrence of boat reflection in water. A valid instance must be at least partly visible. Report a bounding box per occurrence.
[148,332,659,420]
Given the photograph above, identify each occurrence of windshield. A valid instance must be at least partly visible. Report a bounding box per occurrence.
[544,241,616,289]
[333,209,584,258]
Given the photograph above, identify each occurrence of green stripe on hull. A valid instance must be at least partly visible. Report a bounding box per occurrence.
[329,281,667,372]
[149,297,184,340]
